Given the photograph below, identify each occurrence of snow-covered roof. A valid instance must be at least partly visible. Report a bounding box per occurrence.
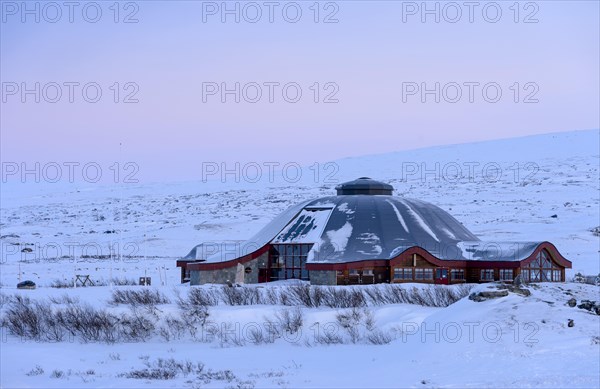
[302,194,479,263]
[455,241,540,262]
[201,199,313,263]
[272,208,333,244]
[192,179,544,264]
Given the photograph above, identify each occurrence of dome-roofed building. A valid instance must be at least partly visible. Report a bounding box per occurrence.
[177,178,571,285]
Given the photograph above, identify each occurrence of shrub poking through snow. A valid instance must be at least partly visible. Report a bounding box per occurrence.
[0,292,13,308]
[4,296,160,343]
[25,365,44,376]
[0,283,472,345]
[123,358,205,380]
[159,315,187,341]
[50,370,65,379]
[5,295,65,341]
[171,284,469,309]
[119,308,156,342]
[177,291,211,340]
[49,279,73,289]
[334,307,380,344]
[109,289,170,306]
[287,284,314,307]
[220,285,261,305]
[366,330,393,345]
[185,287,219,307]
[275,307,303,334]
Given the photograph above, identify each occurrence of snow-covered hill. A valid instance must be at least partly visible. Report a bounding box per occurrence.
[1,129,598,287]
[0,129,599,388]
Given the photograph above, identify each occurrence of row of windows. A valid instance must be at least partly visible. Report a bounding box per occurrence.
[522,269,561,282]
[394,268,414,280]
[521,250,561,282]
[393,268,468,281]
[334,267,562,282]
[480,269,514,281]
[346,267,561,282]
[337,269,374,276]
[393,268,435,280]
[391,268,515,281]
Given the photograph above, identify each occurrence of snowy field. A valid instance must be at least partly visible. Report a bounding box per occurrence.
[1,130,599,388]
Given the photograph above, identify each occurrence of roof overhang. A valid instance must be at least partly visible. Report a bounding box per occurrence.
[186,245,270,271]
[307,242,572,271]
[182,242,571,272]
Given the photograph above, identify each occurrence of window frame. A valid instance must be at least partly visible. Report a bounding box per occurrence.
[450,269,464,281]
[393,268,413,280]
[480,269,495,281]
[415,268,433,280]
[269,244,312,281]
[522,250,562,283]
[499,269,513,281]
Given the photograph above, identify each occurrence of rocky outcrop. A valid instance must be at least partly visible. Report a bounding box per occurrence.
[497,284,531,297]
[469,290,509,302]
[577,300,600,315]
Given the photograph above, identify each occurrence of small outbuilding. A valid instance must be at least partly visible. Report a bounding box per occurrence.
[177,178,571,285]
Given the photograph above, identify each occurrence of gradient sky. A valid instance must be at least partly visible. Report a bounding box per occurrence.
[1,0,599,183]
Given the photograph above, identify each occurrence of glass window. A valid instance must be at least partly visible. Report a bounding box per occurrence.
[415,269,424,280]
[349,269,359,276]
[394,268,413,280]
[552,269,561,282]
[271,268,285,281]
[301,268,309,280]
[542,270,551,282]
[415,268,433,280]
[301,245,309,256]
[542,258,551,268]
[523,250,561,282]
[451,269,464,280]
[363,269,374,276]
[268,244,312,281]
[480,269,494,281]
[499,269,513,281]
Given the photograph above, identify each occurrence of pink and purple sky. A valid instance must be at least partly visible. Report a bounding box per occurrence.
[1,1,599,182]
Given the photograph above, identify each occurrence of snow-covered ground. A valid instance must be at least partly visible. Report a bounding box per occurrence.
[0,282,598,388]
[1,129,599,388]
